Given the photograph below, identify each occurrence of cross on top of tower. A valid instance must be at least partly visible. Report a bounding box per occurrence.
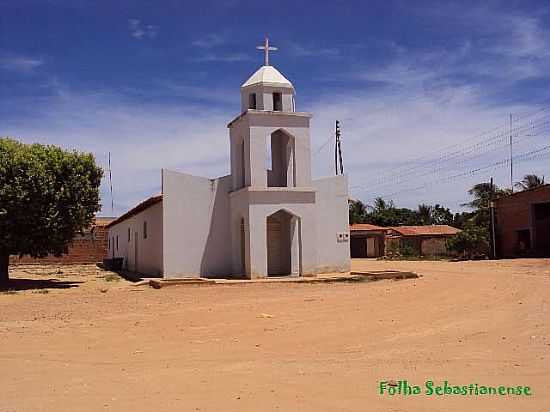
[256,37,278,66]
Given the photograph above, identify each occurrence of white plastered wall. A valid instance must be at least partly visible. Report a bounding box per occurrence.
[162,169,233,278]
[313,175,350,273]
[107,201,163,276]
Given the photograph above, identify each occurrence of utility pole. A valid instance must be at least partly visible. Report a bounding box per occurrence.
[334,121,339,175]
[510,113,513,193]
[335,120,344,175]
[108,152,114,217]
[489,177,497,259]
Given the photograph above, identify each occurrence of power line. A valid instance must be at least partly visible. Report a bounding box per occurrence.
[359,143,550,203]
[354,117,550,193]
[312,134,334,156]
[359,105,550,188]
[358,113,550,189]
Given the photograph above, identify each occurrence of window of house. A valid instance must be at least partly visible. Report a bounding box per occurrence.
[249,93,257,109]
[273,92,282,111]
[116,235,119,251]
[143,221,148,239]
[128,227,130,242]
[108,237,110,250]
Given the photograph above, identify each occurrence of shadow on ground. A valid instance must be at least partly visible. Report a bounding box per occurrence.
[96,263,161,283]
[0,278,84,291]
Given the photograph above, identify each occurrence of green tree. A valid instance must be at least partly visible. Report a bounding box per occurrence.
[349,199,367,224]
[452,211,475,230]
[417,203,433,224]
[461,182,510,229]
[447,222,489,259]
[0,138,103,283]
[514,174,545,191]
[370,207,421,227]
[372,197,396,213]
[432,204,453,225]
[462,182,494,211]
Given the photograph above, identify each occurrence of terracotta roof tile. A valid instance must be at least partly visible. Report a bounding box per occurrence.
[349,223,385,231]
[388,225,461,236]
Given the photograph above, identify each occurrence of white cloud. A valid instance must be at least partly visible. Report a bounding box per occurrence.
[3,89,232,216]
[0,54,44,72]
[5,4,550,216]
[289,43,340,58]
[189,53,251,63]
[192,34,225,48]
[128,19,157,40]
[4,65,548,217]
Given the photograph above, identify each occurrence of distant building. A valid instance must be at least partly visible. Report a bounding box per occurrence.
[385,225,461,257]
[349,224,461,258]
[494,184,550,258]
[349,224,386,258]
[10,217,112,265]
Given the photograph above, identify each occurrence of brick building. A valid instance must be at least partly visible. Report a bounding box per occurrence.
[350,224,461,258]
[9,217,113,265]
[385,225,461,257]
[349,223,386,258]
[494,184,550,258]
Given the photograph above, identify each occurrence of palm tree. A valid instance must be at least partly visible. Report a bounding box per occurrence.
[462,182,511,210]
[417,203,433,225]
[462,183,494,210]
[514,174,545,191]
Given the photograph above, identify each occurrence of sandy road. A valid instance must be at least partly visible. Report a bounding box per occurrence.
[1,259,549,411]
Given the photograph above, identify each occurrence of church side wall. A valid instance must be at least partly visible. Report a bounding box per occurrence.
[162,169,232,278]
[313,175,350,273]
[107,201,163,276]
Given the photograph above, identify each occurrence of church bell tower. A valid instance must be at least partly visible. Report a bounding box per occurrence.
[228,38,317,278]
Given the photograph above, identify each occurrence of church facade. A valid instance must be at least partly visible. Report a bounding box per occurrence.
[106,56,350,279]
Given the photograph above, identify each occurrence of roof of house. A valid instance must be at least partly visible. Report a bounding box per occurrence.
[388,225,461,237]
[494,183,550,204]
[106,194,163,228]
[241,65,293,89]
[94,217,115,227]
[349,223,386,232]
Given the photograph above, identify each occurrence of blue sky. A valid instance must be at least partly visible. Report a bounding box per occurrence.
[2,0,550,216]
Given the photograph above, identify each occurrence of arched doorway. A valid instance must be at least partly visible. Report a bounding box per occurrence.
[266,210,300,276]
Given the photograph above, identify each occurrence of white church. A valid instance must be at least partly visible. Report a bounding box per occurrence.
[106,39,350,279]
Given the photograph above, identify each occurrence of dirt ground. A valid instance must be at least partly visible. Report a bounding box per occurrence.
[1,259,549,412]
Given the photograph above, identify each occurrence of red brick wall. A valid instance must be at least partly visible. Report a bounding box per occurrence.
[9,222,110,265]
[495,186,550,257]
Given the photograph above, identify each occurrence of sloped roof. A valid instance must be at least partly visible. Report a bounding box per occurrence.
[494,184,550,204]
[106,194,163,228]
[241,65,293,88]
[388,225,461,236]
[94,217,115,227]
[350,223,385,232]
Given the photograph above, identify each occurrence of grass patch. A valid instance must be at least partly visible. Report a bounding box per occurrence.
[379,256,450,261]
[104,273,121,282]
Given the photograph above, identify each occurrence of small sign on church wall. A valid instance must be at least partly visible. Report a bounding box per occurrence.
[336,232,349,243]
